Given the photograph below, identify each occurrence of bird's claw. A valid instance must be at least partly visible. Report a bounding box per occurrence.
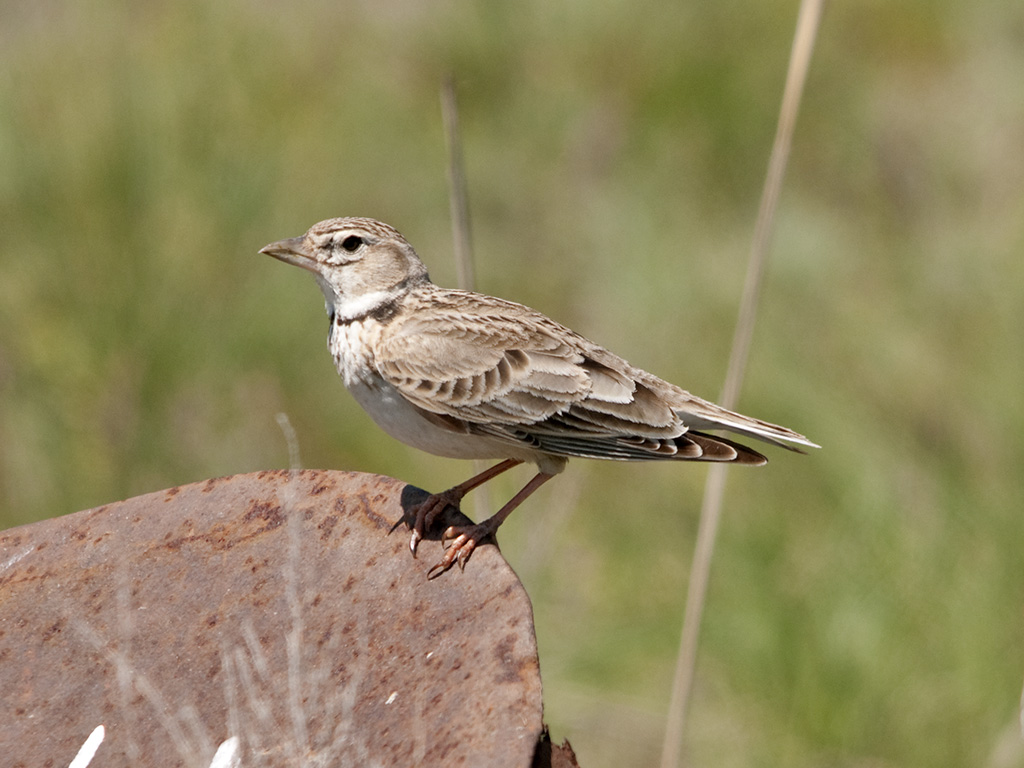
[404,489,464,563]
[425,525,491,579]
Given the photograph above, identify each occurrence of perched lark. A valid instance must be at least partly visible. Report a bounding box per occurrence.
[261,217,817,577]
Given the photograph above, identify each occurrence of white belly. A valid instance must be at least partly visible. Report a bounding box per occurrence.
[346,376,506,460]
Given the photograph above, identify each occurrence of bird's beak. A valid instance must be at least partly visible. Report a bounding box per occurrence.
[259,236,317,274]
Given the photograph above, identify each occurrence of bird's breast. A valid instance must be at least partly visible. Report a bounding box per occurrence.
[329,319,381,388]
[328,320,482,458]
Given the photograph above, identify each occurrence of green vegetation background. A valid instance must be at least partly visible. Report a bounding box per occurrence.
[2,1,1022,765]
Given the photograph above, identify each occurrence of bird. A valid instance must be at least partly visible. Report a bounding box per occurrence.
[260,217,817,577]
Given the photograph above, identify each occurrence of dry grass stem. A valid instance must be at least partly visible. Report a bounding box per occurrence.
[660,1,826,766]
[441,75,476,293]
[441,75,494,520]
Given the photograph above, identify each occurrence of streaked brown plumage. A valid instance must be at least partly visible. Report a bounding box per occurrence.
[261,217,817,576]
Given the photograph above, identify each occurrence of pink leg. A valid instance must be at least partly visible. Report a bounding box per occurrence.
[408,459,522,557]
[427,471,555,579]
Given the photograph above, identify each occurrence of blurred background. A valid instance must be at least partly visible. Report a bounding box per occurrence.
[2,0,1022,765]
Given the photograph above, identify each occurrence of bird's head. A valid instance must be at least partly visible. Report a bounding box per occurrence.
[260,217,430,319]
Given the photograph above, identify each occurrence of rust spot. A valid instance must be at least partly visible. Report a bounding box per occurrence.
[41,620,65,643]
[206,659,221,680]
[164,486,182,501]
[201,474,233,493]
[318,515,339,541]
[315,624,332,647]
[242,500,285,532]
[360,494,393,529]
[310,477,333,495]
[493,635,521,683]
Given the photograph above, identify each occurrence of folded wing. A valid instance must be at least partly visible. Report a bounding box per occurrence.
[376,291,816,465]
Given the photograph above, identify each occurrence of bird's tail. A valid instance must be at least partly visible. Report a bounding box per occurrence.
[677,400,819,454]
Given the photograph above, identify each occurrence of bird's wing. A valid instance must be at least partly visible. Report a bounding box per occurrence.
[376,294,672,430]
[374,290,808,464]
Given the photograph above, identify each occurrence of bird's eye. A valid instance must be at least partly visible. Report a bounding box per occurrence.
[340,235,364,252]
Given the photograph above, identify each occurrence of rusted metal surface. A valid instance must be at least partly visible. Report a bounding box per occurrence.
[0,470,544,767]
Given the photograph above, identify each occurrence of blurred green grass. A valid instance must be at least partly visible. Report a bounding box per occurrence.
[2,0,1023,766]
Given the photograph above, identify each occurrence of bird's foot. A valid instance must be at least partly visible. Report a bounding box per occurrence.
[426,521,498,579]
[406,489,465,557]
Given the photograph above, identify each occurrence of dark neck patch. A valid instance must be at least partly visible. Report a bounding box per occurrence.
[334,297,401,327]
[332,276,422,328]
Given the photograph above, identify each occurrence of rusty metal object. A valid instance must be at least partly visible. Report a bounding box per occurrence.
[0,470,544,767]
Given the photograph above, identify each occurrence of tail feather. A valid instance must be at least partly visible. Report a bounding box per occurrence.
[685,432,768,465]
[678,403,819,453]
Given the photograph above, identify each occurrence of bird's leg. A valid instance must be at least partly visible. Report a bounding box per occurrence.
[426,471,555,579]
[408,459,522,556]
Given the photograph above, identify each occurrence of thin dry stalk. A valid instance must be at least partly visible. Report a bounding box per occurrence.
[659,2,825,766]
[441,76,493,519]
[441,75,475,293]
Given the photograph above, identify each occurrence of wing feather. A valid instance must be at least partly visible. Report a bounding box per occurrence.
[375,289,816,462]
